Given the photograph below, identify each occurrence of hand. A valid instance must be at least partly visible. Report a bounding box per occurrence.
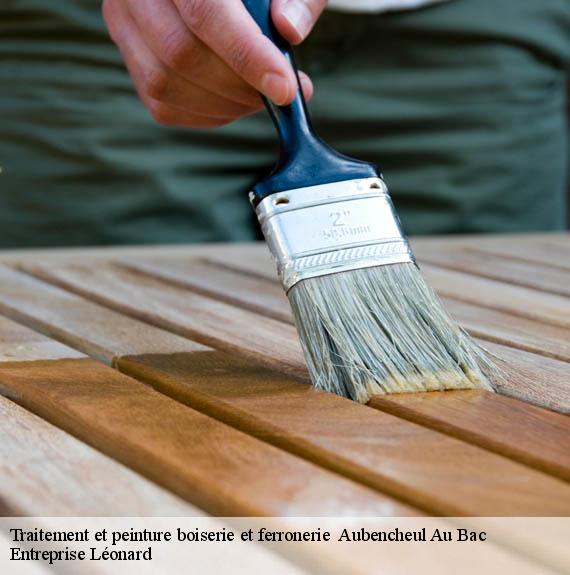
[103,0,326,128]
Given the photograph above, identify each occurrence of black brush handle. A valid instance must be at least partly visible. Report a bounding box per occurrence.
[242,0,378,205]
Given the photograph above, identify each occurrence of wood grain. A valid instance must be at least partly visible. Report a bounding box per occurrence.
[0,313,410,518]
[1,266,569,515]
[36,257,568,414]
[481,341,570,413]
[123,255,570,362]
[0,267,206,365]
[0,314,84,363]
[0,320,419,574]
[466,240,570,271]
[0,395,198,516]
[413,245,570,297]
[0,241,246,266]
[0,357,413,517]
[206,247,277,280]
[13,263,307,378]
[411,264,569,330]
[15,257,570,411]
[119,257,291,323]
[442,298,570,362]
[118,351,570,516]
[370,390,570,482]
[202,243,570,334]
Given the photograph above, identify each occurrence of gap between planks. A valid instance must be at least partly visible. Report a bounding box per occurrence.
[1,265,569,516]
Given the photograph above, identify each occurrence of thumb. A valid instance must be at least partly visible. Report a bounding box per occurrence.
[271,0,327,45]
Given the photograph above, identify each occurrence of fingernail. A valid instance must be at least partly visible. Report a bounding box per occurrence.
[282,0,313,41]
[261,72,292,105]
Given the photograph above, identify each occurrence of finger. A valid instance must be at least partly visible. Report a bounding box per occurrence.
[173,0,297,105]
[152,74,264,118]
[298,71,314,101]
[124,0,262,108]
[148,75,313,129]
[106,0,262,121]
[146,98,241,128]
[272,0,327,44]
[123,4,264,116]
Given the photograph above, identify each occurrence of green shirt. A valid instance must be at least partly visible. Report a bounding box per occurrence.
[1,0,568,247]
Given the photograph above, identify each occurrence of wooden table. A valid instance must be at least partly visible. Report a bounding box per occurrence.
[1,233,569,522]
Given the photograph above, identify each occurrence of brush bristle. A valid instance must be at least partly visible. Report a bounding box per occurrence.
[288,262,494,402]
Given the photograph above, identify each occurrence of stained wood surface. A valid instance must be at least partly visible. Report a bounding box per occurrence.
[0,234,569,524]
[118,352,570,516]
[0,320,407,518]
[370,391,570,482]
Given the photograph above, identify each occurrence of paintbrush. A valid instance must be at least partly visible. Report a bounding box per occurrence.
[243,0,493,402]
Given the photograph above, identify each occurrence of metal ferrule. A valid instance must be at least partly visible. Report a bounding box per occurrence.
[253,177,414,292]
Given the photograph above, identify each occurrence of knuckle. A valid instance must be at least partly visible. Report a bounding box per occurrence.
[144,66,170,100]
[160,29,196,72]
[227,37,254,75]
[181,0,219,31]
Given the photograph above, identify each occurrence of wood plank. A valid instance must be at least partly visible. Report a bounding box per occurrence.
[5,266,570,515]
[467,240,570,271]
[421,264,570,329]
[0,315,202,517]
[0,266,206,365]
[206,247,277,280]
[409,232,569,252]
[442,299,570,363]
[370,390,570,482]
[14,258,570,415]
[0,320,410,518]
[0,395,199,516]
[122,255,570,363]
[203,242,570,333]
[119,352,570,516]
[0,314,84,363]
[413,245,570,297]
[482,341,570,413]
[119,257,292,323]
[1,358,414,517]
[10,263,306,378]
[540,235,570,251]
[0,242,251,265]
